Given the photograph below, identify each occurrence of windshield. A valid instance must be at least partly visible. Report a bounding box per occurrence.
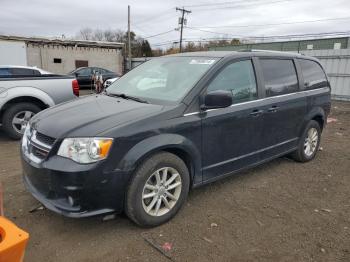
[107,57,218,103]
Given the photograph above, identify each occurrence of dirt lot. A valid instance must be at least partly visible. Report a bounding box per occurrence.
[0,101,349,262]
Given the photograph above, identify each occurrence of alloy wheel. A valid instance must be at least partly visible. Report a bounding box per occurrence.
[304,127,318,157]
[142,167,182,217]
[12,111,35,134]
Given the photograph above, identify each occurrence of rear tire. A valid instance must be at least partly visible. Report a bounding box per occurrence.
[2,103,41,140]
[125,152,190,227]
[291,120,321,162]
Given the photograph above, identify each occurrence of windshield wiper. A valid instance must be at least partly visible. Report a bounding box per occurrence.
[105,92,149,104]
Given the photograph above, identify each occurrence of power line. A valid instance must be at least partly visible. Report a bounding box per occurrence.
[185,23,350,39]
[190,16,350,29]
[132,8,175,27]
[188,0,292,11]
[184,0,250,8]
[131,0,293,35]
[187,31,350,40]
[184,0,281,8]
[143,29,176,39]
[152,41,178,47]
[185,27,240,37]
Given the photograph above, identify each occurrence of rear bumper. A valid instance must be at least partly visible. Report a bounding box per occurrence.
[21,154,131,218]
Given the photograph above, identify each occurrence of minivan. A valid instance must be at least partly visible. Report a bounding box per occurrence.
[21,51,331,227]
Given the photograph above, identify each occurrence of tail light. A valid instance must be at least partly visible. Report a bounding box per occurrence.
[72,79,79,97]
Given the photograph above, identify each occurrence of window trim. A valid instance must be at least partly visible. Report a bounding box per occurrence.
[204,58,259,105]
[184,86,330,116]
[257,57,300,98]
[297,58,329,91]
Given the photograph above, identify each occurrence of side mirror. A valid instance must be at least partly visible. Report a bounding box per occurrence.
[201,90,232,110]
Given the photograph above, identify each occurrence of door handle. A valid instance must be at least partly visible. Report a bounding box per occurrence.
[267,106,279,113]
[250,109,263,117]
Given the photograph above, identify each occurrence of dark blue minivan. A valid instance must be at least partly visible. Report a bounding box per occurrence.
[21,51,331,227]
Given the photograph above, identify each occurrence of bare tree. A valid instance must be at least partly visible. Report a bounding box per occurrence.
[94,29,104,41]
[79,27,93,40]
[103,29,124,42]
[76,28,153,57]
[103,29,114,42]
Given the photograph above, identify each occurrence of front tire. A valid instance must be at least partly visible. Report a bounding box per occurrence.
[2,103,41,140]
[125,152,190,227]
[291,120,321,162]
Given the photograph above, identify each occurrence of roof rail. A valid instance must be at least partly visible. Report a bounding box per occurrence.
[238,49,302,55]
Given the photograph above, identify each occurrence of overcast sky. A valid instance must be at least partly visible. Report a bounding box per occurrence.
[0,0,349,48]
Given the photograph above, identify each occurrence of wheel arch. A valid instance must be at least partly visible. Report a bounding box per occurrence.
[299,107,326,137]
[118,134,202,188]
[0,96,49,123]
[311,114,325,131]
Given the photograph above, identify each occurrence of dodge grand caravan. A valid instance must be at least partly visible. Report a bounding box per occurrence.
[21,51,331,227]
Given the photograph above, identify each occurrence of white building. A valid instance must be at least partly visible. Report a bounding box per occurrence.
[0,35,124,74]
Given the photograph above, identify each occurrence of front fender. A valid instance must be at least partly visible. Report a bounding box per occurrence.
[0,86,55,109]
[118,134,202,184]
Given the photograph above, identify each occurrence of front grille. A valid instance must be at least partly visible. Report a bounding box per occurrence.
[35,132,56,146]
[23,127,55,163]
[32,145,49,158]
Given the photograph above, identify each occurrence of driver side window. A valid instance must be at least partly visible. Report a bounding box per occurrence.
[207,60,257,104]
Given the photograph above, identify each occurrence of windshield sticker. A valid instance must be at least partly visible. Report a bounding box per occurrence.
[189,59,216,65]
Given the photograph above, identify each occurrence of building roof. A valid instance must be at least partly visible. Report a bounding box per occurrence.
[0,35,124,49]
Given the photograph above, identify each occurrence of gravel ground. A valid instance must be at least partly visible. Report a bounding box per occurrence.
[0,101,349,262]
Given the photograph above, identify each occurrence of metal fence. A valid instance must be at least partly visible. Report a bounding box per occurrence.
[299,49,350,101]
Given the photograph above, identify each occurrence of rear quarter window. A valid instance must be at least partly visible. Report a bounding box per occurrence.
[299,59,328,90]
[260,59,299,97]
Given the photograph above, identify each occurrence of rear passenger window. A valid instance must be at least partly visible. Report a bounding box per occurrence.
[260,59,299,97]
[299,59,327,90]
[207,60,257,103]
[10,68,36,76]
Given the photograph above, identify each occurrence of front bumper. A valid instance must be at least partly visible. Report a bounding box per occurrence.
[21,153,131,218]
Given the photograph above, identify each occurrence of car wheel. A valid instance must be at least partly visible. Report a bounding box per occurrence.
[291,120,321,162]
[125,152,190,227]
[2,103,41,140]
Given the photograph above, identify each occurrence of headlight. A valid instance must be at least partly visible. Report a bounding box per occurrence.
[21,124,31,152]
[57,138,113,164]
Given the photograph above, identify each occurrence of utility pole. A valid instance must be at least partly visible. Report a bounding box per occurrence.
[176,7,191,53]
[128,5,132,70]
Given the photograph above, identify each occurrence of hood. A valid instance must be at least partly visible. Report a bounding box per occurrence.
[30,94,164,138]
